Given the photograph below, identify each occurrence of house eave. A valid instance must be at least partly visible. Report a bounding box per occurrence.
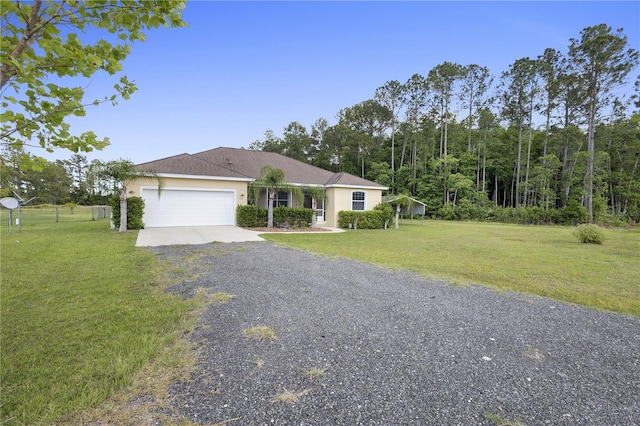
[154,173,253,182]
[284,182,326,188]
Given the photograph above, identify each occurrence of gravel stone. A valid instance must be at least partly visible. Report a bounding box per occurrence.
[151,242,640,426]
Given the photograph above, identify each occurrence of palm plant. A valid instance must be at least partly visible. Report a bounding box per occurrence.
[105,159,163,232]
[305,185,327,228]
[250,166,302,228]
[388,193,413,229]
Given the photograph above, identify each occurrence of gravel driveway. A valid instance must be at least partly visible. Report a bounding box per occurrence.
[153,242,640,426]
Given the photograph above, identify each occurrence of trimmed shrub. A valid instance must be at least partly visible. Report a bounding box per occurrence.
[374,203,394,228]
[338,211,358,229]
[237,205,312,228]
[273,207,312,228]
[358,210,386,229]
[237,205,268,227]
[574,224,605,244]
[338,209,387,229]
[110,196,145,230]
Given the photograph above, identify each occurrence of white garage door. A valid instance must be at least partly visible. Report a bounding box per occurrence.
[141,188,235,227]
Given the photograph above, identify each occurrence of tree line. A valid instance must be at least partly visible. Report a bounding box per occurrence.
[2,23,638,224]
[249,24,640,224]
[1,149,126,206]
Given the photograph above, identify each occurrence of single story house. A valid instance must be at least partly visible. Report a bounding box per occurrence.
[129,147,388,228]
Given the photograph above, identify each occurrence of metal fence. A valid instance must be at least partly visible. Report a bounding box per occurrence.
[1,205,113,234]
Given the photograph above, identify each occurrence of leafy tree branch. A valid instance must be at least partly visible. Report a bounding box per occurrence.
[1,0,187,163]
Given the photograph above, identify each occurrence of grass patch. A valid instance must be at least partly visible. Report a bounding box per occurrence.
[262,221,640,316]
[523,345,545,362]
[211,419,242,426]
[306,367,328,379]
[242,326,277,340]
[251,358,265,367]
[59,337,199,425]
[270,389,311,404]
[482,411,527,426]
[0,207,202,425]
[210,291,235,304]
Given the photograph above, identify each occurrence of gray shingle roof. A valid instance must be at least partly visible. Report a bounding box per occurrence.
[137,148,387,189]
[136,153,251,180]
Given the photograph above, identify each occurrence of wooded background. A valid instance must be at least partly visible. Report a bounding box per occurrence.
[2,24,638,224]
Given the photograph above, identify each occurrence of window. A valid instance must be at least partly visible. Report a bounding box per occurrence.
[273,190,289,207]
[352,191,365,211]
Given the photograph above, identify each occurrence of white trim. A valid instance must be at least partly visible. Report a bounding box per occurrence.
[140,185,238,194]
[286,182,325,188]
[155,173,252,182]
[151,174,386,190]
[351,190,366,211]
[314,196,325,222]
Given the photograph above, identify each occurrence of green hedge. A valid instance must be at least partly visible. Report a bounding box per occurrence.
[109,196,145,230]
[338,204,393,229]
[236,205,268,227]
[273,207,312,228]
[236,205,312,228]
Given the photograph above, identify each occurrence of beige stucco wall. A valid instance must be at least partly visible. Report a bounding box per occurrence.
[325,187,383,228]
[128,177,250,206]
[128,177,382,228]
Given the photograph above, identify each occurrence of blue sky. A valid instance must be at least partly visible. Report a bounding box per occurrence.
[53,1,640,165]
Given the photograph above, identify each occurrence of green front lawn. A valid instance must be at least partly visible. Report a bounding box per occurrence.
[263,221,640,317]
[0,207,194,425]
[2,209,638,424]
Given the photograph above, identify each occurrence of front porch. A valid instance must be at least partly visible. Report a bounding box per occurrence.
[253,188,327,226]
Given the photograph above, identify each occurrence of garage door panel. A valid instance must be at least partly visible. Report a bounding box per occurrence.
[141,188,235,227]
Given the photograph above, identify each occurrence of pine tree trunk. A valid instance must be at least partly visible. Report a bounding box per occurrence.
[585,101,596,222]
[515,118,524,207]
[400,130,408,169]
[391,124,396,191]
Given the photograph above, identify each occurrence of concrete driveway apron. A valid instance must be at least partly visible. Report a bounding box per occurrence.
[135,226,264,247]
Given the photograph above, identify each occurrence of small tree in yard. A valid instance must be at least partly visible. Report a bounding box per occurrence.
[250,166,302,228]
[306,186,327,228]
[388,193,413,229]
[105,159,162,232]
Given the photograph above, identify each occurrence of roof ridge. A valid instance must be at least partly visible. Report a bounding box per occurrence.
[325,171,344,186]
[191,151,253,179]
[136,153,191,167]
